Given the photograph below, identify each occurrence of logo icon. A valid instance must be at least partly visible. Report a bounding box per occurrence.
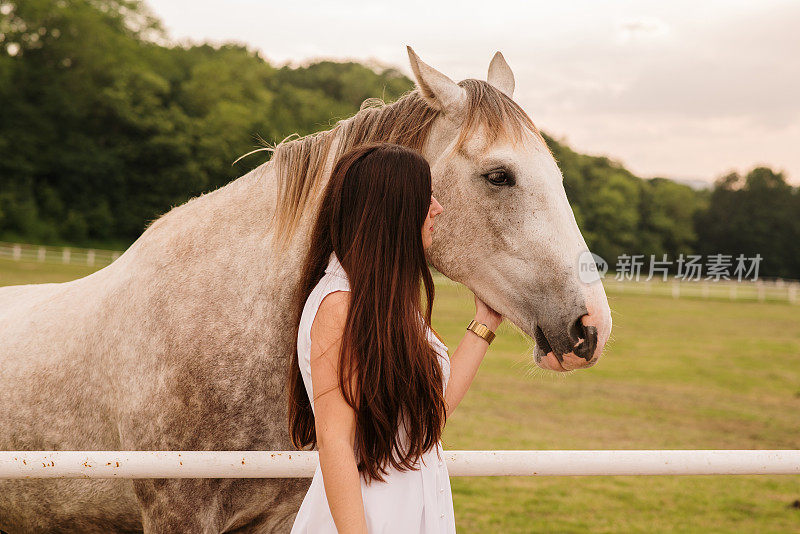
[577,251,608,284]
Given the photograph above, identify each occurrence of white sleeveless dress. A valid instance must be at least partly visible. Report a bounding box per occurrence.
[290,251,457,534]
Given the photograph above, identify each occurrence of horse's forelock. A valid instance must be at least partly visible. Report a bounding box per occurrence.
[454,79,547,154]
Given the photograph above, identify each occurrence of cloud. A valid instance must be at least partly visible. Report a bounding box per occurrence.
[615,17,672,45]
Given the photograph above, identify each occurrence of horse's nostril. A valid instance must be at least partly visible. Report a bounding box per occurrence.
[571,314,597,361]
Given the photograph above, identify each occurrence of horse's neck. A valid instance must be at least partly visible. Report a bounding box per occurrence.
[121,161,280,266]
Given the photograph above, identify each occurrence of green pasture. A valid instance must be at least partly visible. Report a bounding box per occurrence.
[435,282,800,533]
[0,258,100,286]
[2,258,799,533]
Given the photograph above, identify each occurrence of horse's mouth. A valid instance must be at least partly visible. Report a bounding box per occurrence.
[533,324,552,355]
[533,325,570,372]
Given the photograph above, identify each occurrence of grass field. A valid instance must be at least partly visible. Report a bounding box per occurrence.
[0,257,101,286]
[2,258,799,533]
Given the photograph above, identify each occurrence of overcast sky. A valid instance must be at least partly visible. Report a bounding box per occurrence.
[146,0,800,185]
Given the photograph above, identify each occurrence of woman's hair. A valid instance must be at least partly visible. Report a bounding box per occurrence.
[287,142,447,484]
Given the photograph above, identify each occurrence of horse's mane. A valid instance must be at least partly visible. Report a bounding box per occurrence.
[262,78,543,250]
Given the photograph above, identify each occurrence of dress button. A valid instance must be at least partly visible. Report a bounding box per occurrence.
[440,513,445,518]
[439,487,444,493]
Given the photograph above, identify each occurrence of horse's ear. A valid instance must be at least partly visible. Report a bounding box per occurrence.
[487,51,515,99]
[407,46,466,117]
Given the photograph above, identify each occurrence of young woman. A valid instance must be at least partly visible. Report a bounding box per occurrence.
[288,142,503,533]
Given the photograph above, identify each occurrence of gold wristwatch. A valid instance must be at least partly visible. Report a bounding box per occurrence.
[467,319,496,345]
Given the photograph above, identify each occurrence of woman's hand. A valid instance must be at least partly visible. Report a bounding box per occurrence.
[474,294,503,331]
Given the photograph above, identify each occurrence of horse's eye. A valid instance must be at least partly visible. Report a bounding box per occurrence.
[484,170,513,186]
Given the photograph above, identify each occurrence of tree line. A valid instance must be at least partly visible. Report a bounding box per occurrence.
[1,0,798,278]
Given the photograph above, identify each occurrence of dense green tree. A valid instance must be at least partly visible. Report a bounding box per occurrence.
[696,167,799,278]
[638,177,706,258]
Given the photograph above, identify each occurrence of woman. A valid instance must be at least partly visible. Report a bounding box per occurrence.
[288,142,503,533]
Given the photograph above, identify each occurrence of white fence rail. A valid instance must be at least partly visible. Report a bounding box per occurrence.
[601,277,800,305]
[0,241,122,268]
[1,450,798,479]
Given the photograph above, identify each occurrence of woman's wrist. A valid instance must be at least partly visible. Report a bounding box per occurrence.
[473,314,500,332]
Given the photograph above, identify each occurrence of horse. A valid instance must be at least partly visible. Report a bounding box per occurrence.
[0,47,612,533]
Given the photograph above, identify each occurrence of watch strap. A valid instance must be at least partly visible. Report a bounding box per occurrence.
[467,319,496,345]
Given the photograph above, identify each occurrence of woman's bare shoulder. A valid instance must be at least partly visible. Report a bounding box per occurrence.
[310,290,351,351]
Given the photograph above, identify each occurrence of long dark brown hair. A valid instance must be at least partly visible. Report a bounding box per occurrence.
[287,142,446,484]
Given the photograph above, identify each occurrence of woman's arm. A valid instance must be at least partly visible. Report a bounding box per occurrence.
[309,290,368,534]
[443,295,503,418]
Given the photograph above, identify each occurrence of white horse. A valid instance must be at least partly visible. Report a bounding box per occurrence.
[0,47,611,533]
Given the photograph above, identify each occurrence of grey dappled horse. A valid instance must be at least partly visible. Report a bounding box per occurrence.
[0,47,611,533]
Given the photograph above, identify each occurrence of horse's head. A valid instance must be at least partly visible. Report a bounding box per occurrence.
[409,47,612,371]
